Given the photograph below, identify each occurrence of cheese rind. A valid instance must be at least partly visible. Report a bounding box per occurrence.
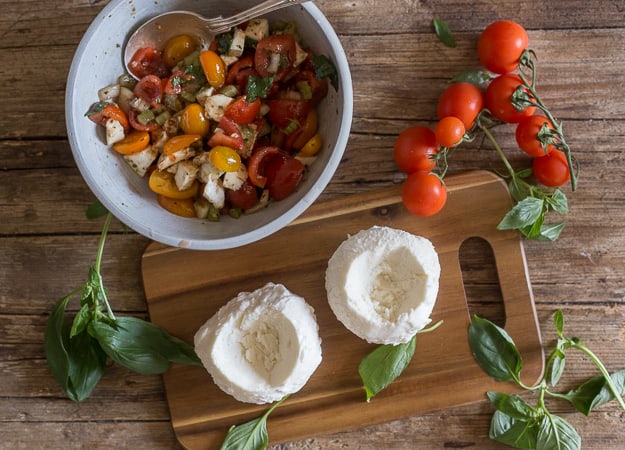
[194,283,322,404]
[325,226,441,345]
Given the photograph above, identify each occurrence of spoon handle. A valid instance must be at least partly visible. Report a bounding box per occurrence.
[207,0,309,34]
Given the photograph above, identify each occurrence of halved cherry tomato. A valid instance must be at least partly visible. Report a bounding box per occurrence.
[290,109,318,150]
[515,114,556,157]
[149,170,198,199]
[224,96,262,125]
[401,171,447,217]
[162,134,202,159]
[112,130,150,155]
[248,146,282,188]
[163,34,199,68]
[533,150,570,187]
[128,109,159,132]
[128,47,170,79]
[485,74,536,123]
[157,195,196,218]
[199,50,226,88]
[209,146,241,172]
[393,125,438,173]
[208,116,245,151]
[267,99,310,129]
[437,82,484,129]
[180,103,210,136]
[86,102,130,133]
[255,34,296,78]
[298,134,322,157]
[134,75,164,107]
[265,153,305,201]
[478,20,528,75]
[226,180,259,210]
[163,68,185,95]
[225,55,256,91]
[434,116,465,148]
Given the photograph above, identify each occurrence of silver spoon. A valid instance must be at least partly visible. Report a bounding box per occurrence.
[124,0,308,78]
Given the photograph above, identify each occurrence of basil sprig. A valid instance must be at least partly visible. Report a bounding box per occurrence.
[469,312,625,449]
[44,213,202,402]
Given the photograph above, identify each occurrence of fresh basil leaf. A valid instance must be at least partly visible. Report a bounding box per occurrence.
[358,336,416,401]
[432,19,456,48]
[536,222,565,241]
[489,410,539,449]
[66,331,107,402]
[487,392,536,420]
[587,369,625,413]
[548,348,566,387]
[220,396,287,450]
[536,414,581,450]
[563,375,607,415]
[546,189,569,214]
[554,309,564,337]
[497,197,544,231]
[450,69,492,86]
[246,75,274,103]
[312,54,338,91]
[70,303,91,338]
[468,315,522,382]
[86,201,109,220]
[45,295,73,396]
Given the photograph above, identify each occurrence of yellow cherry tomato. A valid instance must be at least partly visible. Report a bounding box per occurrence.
[199,50,226,88]
[209,146,241,172]
[157,195,196,217]
[162,134,202,159]
[148,170,198,199]
[298,134,323,157]
[180,103,210,136]
[163,34,199,68]
[112,130,150,155]
[292,109,318,149]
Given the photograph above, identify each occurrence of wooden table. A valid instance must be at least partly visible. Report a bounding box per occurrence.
[2,0,624,448]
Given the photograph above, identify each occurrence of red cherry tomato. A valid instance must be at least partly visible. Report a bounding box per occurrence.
[437,82,484,129]
[226,180,259,210]
[393,126,438,173]
[485,74,536,123]
[224,96,262,125]
[515,115,556,157]
[134,75,164,108]
[226,55,257,91]
[86,102,130,133]
[434,116,466,148]
[478,20,529,75]
[255,34,297,79]
[533,150,570,187]
[128,109,159,132]
[401,171,447,217]
[127,47,170,79]
[266,99,310,129]
[248,146,282,188]
[265,153,305,201]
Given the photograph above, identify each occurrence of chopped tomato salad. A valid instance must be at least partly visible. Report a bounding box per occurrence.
[86,18,338,220]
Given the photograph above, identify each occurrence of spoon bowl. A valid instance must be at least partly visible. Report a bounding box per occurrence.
[124,0,307,78]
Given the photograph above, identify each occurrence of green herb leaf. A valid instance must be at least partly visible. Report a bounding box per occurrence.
[66,330,107,402]
[312,54,339,91]
[358,336,416,402]
[497,196,544,231]
[246,75,275,103]
[70,303,92,338]
[432,19,456,48]
[554,309,564,337]
[536,414,581,450]
[86,201,109,219]
[546,189,568,214]
[547,347,566,387]
[565,369,625,415]
[468,315,522,382]
[45,295,73,396]
[90,316,201,374]
[536,222,565,241]
[220,396,287,450]
[487,392,536,420]
[489,410,540,449]
[450,69,492,86]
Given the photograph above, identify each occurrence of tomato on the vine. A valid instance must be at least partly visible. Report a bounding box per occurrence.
[485,74,535,123]
[401,171,447,217]
[515,114,556,157]
[533,150,570,187]
[437,82,484,129]
[393,125,438,173]
[435,116,465,148]
[477,20,528,74]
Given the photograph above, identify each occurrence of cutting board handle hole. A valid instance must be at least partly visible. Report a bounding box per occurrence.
[459,237,506,328]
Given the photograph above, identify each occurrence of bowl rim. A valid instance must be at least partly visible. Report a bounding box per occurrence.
[65,0,353,250]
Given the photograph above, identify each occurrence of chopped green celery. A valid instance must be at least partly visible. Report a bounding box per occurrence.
[118,73,137,89]
[155,111,171,126]
[183,51,200,68]
[207,204,220,222]
[296,80,312,100]
[181,91,196,103]
[219,84,240,98]
[228,208,243,219]
[282,119,300,135]
[136,110,155,125]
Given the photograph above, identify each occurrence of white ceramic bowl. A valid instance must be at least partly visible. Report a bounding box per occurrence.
[66,0,352,250]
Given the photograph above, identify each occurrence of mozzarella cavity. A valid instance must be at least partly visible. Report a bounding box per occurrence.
[325,226,441,345]
[194,283,322,404]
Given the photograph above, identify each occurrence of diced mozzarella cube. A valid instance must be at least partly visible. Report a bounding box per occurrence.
[175,160,199,191]
[117,86,135,115]
[228,28,246,57]
[123,145,159,177]
[129,96,151,112]
[223,164,248,191]
[105,119,125,145]
[157,147,196,171]
[221,55,239,67]
[198,161,224,184]
[294,42,308,67]
[195,86,215,105]
[98,83,120,102]
[244,19,269,41]
[203,173,225,209]
[204,94,234,122]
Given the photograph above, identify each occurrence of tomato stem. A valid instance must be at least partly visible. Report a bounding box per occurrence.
[478,121,516,178]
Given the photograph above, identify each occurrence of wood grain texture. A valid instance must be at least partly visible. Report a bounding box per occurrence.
[2,0,625,448]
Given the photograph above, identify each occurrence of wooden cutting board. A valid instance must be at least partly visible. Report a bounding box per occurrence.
[142,170,544,450]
